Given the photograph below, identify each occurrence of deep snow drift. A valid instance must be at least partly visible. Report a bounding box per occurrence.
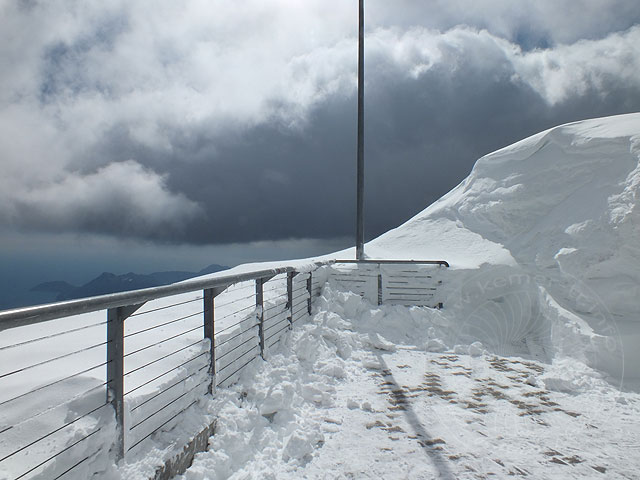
[365,113,640,385]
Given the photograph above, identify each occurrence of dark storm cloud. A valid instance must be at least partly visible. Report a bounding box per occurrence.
[1,1,640,246]
[370,0,640,47]
[98,25,640,244]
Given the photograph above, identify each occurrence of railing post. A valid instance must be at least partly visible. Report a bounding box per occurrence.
[307,272,312,316]
[287,272,295,329]
[378,270,383,306]
[106,303,143,460]
[204,286,227,393]
[256,278,265,358]
[107,307,125,461]
[204,289,215,394]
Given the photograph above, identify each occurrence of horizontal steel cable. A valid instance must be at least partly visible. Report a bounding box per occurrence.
[52,450,98,480]
[263,317,289,334]
[0,320,107,352]
[216,335,258,362]
[130,365,207,413]
[125,351,208,397]
[291,296,309,310]
[292,305,308,320]
[217,355,259,387]
[263,299,288,314]
[129,375,208,431]
[264,322,290,343]
[0,339,109,380]
[128,397,199,453]
[0,361,108,409]
[213,293,256,310]
[124,323,202,358]
[267,336,283,350]
[291,290,309,303]
[0,402,109,464]
[216,324,258,348]
[217,344,259,374]
[124,310,202,338]
[129,296,203,317]
[214,310,257,336]
[124,339,206,377]
[14,428,101,480]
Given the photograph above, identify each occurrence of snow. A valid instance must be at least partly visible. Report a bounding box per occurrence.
[176,113,640,479]
[365,113,640,384]
[0,275,311,480]
[178,283,640,479]
[2,113,640,478]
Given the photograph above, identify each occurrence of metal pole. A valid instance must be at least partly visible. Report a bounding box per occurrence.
[204,289,215,393]
[356,0,365,260]
[287,272,295,328]
[204,286,226,393]
[106,307,125,461]
[106,302,143,460]
[307,273,312,316]
[256,278,265,358]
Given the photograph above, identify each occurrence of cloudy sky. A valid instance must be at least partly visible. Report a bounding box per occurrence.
[1,0,640,304]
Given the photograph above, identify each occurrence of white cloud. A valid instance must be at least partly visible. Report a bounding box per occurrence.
[356,24,640,106]
[2,161,202,236]
[3,1,638,143]
[511,27,640,104]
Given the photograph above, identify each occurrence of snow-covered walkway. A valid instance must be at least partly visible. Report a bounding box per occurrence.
[174,284,640,480]
[291,349,638,479]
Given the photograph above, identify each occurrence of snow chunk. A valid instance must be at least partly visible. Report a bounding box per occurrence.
[425,338,448,352]
[541,358,608,394]
[468,341,485,357]
[259,382,295,416]
[318,362,347,379]
[282,430,325,465]
[453,344,468,355]
[362,332,396,352]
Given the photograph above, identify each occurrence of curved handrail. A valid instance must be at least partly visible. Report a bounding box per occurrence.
[0,265,314,329]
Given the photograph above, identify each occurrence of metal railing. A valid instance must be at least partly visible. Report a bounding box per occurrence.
[329,260,449,308]
[0,258,447,480]
[0,262,328,479]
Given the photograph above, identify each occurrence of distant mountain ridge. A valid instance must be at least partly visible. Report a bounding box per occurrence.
[31,264,228,301]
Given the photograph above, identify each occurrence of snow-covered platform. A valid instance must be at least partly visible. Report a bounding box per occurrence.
[175,285,640,480]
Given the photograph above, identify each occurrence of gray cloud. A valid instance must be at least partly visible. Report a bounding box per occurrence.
[4,160,201,237]
[1,1,640,246]
[369,0,640,47]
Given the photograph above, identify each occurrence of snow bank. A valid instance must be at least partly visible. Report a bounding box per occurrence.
[368,113,640,383]
[179,282,639,479]
[178,283,440,479]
